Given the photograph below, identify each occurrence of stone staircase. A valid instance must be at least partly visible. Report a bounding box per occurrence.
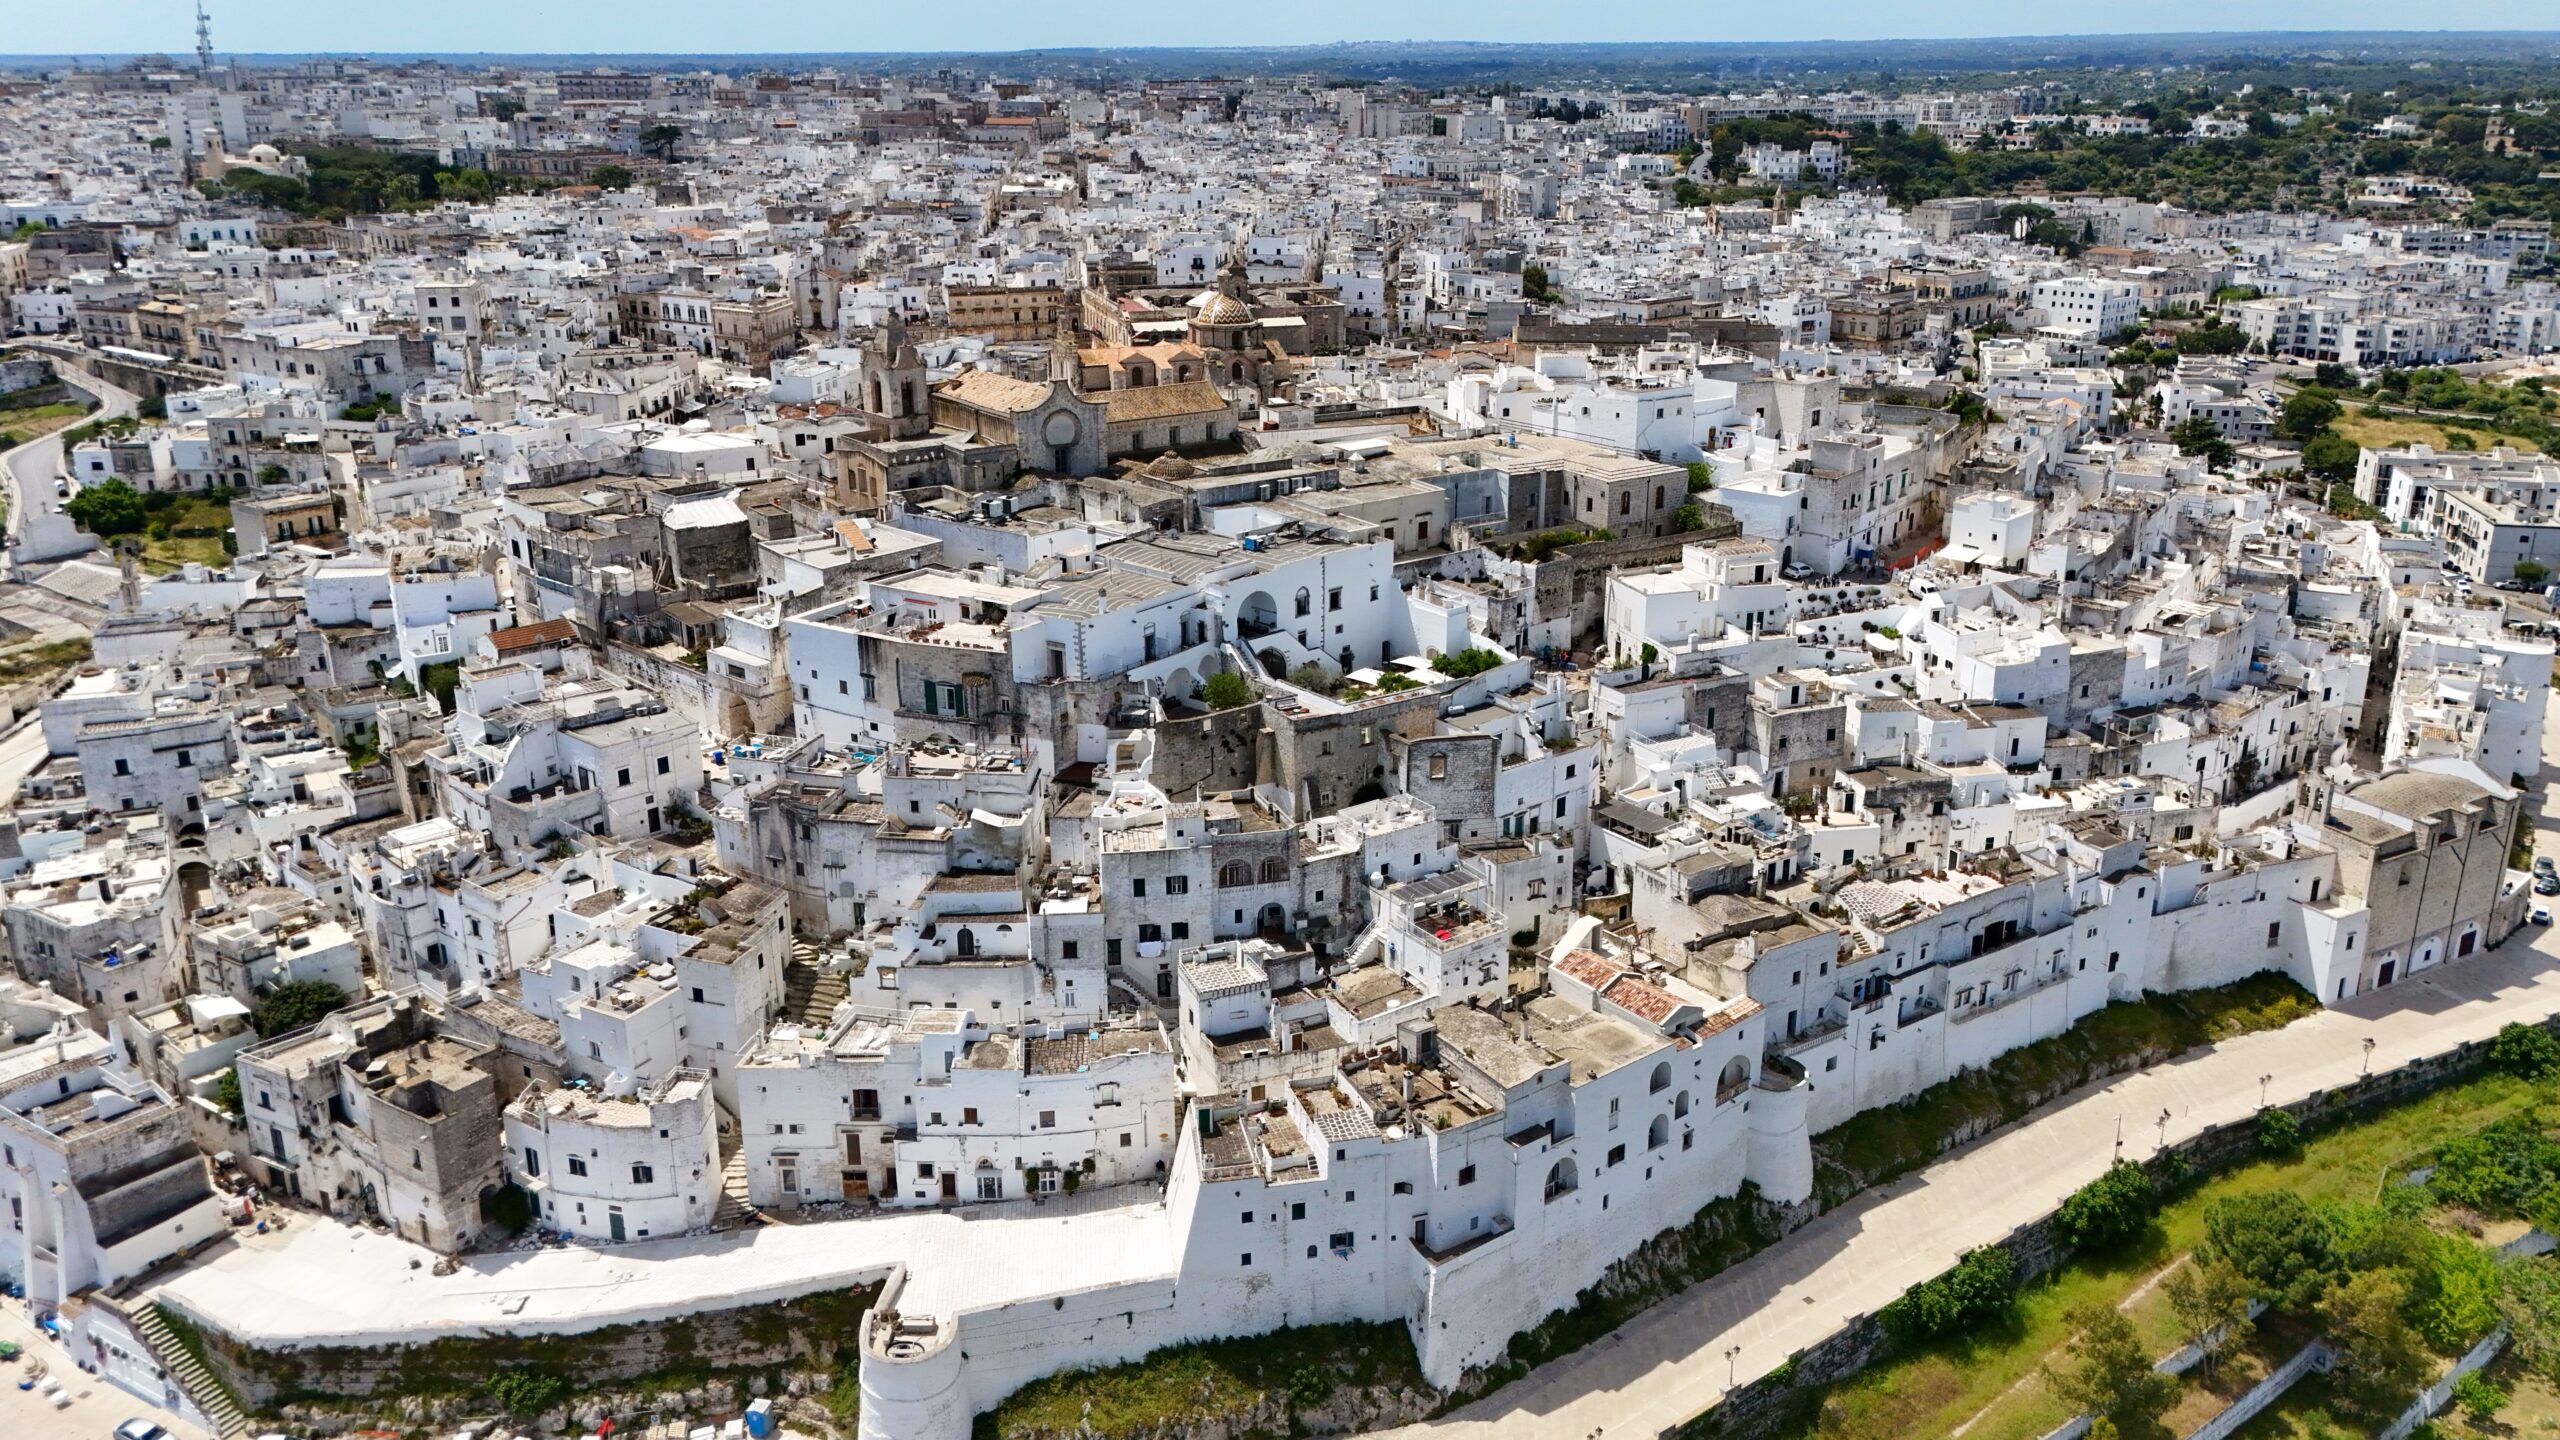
[781,946,849,1028]
[711,1146,755,1229]
[123,1299,250,1439]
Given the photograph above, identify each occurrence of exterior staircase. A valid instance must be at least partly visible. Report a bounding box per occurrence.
[711,1146,755,1228]
[122,1298,250,1439]
[781,950,849,1028]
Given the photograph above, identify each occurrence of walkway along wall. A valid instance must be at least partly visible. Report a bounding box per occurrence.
[1670,1017,2544,1440]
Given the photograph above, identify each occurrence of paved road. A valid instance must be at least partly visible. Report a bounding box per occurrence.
[2,353,138,566]
[1375,734,2560,1440]
[0,1303,206,1440]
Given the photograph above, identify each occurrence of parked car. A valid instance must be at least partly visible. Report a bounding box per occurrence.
[113,1420,168,1440]
[2535,876,2557,895]
[2535,907,2554,927]
[2534,855,2553,876]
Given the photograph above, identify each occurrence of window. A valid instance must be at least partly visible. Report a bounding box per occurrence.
[1457,1164,1477,1185]
[1166,875,1189,895]
[568,1155,589,1177]
[632,1163,654,1184]
[617,767,632,787]
[1131,878,1148,898]
[657,755,671,775]
[1329,1231,1355,1253]
[1039,1110,1056,1128]
[524,1148,540,1176]
[2267,922,2281,947]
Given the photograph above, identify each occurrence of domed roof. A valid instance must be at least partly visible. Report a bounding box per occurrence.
[1145,450,1197,480]
[245,143,283,162]
[1190,290,1254,328]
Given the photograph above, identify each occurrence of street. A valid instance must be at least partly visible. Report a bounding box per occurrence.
[2,351,139,567]
[1373,725,2560,1439]
[0,1304,205,1440]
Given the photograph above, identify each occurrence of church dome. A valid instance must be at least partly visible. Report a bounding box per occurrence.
[1190,291,1254,328]
[1145,451,1198,480]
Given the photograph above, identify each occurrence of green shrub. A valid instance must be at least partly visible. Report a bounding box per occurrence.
[2489,1022,2560,1081]
[2053,1160,2155,1252]
[1202,671,1252,710]
[1431,647,1503,679]
[486,1369,566,1415]
[2256,1105,2303,1155]
[1879,1246,2016,1347]
[2453,1368,2509,1423]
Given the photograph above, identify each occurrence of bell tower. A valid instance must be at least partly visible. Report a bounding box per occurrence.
[863,311,930,441]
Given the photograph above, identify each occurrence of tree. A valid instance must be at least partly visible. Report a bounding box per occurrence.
[2319,1269,2431,1419]
[2491,1021,2560,1080]
[2498,1252,2560,1384]
[64,478,147,537]
[1521,263,1554,302]
[490,97,524,122]
[2202,1190,2336,1314]
[1671,501,1708,533]
[1202,671,1252,710]
[640,124,684,161]
[588,164,634,191]
[1684,461,1715,493]
[2054,1160,2156,1252]
[1286,662,1334,694]
[2276,389,2342,442]
[2171,416,2235,469]
[256,463,288,486]
[2165,1256,2254,1376]
[2300,430,2360,484]
[213,1068,243,1117]
[2312,363,2359,390]
[2410,1232,2504,1355]
[2044,1303,2178,1432]
[252,980,350,1038]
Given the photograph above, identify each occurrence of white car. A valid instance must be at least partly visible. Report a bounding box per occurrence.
[2535,907,2553,927]
[113,1421,168,1440]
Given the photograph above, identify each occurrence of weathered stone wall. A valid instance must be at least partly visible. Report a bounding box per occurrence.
[181,1280,882,1421]
[1145,701,1262,797]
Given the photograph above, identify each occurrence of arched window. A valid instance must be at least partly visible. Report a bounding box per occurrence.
[1259,857,1288,884]
[955,928,977,957]
[1648,1061,1672,1094]
[1618,491,1632,515]
[1543,1158,1578,1202]
[1294,587,1312,617]
[1219,860,1253,888]
[1647,1115,1670,1151]
[1673,1089,1691,1119]
[1717,1057,1750,1102]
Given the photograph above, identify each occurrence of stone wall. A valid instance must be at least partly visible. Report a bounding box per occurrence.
[1145,701,1263,798]
[181,1280,882,1422]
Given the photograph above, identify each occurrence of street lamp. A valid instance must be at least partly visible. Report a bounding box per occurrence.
[2157,1108,2172,1152]
[1726,1343,1742,1387]
[2363,1037,2376,1077]
[2259,1073,2272,1109]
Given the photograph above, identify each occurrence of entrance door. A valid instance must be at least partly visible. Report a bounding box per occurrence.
[843,1171,870,1200]
[939,1171,958,1203]
[2379,960,2397,987]
[608,1210,626,1242]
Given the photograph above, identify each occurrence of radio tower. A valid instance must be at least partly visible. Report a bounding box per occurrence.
[194,2,216,77]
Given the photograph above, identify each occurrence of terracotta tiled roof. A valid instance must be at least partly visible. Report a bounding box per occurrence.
[488,619,577,654]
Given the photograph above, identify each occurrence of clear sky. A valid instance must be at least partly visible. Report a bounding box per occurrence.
[12,2,2559,56]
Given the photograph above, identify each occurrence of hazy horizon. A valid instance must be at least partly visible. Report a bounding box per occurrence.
[13,3,2560,59]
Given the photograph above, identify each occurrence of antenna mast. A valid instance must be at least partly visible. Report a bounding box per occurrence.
[195,3,216,78]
